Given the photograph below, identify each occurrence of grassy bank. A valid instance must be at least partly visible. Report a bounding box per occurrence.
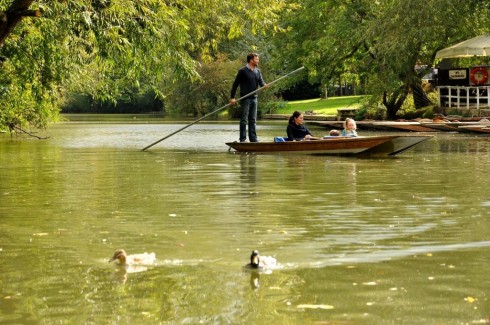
[59,95,367,121]
[275,95,365,115]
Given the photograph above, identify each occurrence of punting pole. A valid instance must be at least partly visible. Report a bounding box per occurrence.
[141,66,305,151]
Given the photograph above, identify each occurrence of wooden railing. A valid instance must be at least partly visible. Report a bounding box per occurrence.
[438,86,490,109]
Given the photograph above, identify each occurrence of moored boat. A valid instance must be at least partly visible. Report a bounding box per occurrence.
[457,125,490,134]
[419,122,460,132]
[307,120,490,134]
[226,135,432,156]
[370,121,439,132]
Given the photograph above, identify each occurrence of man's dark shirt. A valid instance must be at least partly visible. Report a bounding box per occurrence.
[230,65,266,99]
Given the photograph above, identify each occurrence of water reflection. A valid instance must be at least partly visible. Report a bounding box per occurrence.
[239,154,258,192]
[249,271,260,290]
[1,123,490,323]
[436,133,490,154]
[113,266,129,284]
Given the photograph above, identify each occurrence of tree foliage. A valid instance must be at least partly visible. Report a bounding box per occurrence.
[163,56,241,117]
[0,0,288,131]
[2,0,490,131]
[271,0,490,119]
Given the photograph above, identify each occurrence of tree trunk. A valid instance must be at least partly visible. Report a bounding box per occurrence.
[383,86,408,120]
[0,0,38,47]
[338,75,342,96]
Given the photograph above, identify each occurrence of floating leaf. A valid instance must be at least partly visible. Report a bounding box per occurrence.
[465,296,476,303]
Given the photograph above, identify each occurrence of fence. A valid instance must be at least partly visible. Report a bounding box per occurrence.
[438,86,490,110]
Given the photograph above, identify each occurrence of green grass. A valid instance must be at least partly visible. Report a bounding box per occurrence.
[274,95,366,115]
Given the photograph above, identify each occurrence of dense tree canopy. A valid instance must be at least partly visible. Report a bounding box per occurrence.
[1,0,490,131]
[0,0,288,130]
[271,0,490,118]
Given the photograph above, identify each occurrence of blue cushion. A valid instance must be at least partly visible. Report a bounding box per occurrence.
[274,137,289,142]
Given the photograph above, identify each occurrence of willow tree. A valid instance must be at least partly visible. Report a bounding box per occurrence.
[0,0,288,131]
[271,0,490,119]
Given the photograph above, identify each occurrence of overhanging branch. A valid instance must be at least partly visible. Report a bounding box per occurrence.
[19,9,42,17]
[0,0,39,47]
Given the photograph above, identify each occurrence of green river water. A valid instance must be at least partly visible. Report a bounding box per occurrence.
[1,120,489,324]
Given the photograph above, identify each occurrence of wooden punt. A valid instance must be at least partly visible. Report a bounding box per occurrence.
[419,122,460,132]
[370,121,439,132]
[457,125,490,134]
[226,135,432,156]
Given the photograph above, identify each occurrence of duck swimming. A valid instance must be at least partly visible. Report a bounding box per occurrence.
[108,249,156,266]
[244,250,278,270]
[246,250,261,269]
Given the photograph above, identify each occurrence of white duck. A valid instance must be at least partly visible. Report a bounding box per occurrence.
[108,249,156,266]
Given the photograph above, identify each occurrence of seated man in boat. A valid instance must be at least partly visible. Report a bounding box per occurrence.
[341,118,358,137]
[287,111,320,141]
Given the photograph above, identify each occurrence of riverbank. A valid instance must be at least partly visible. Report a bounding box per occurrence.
[57,110,490,135]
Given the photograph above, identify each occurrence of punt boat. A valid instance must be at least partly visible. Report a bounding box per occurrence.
[226,135,432,156]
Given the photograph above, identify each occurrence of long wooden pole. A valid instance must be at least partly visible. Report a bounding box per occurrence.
[141,66,305,151]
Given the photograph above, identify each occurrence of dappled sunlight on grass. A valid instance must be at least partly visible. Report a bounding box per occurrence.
[280,95,366,115]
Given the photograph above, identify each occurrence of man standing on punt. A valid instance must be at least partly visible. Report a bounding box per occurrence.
[230,53,268,142]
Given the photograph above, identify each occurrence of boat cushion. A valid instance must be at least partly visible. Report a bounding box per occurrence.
[274,137,290,142]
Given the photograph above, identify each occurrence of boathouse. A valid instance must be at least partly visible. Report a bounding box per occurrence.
[435,34,490,116]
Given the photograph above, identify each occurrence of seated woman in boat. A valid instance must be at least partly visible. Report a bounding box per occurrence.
[341,118,358,137]
[287,111,320,141]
